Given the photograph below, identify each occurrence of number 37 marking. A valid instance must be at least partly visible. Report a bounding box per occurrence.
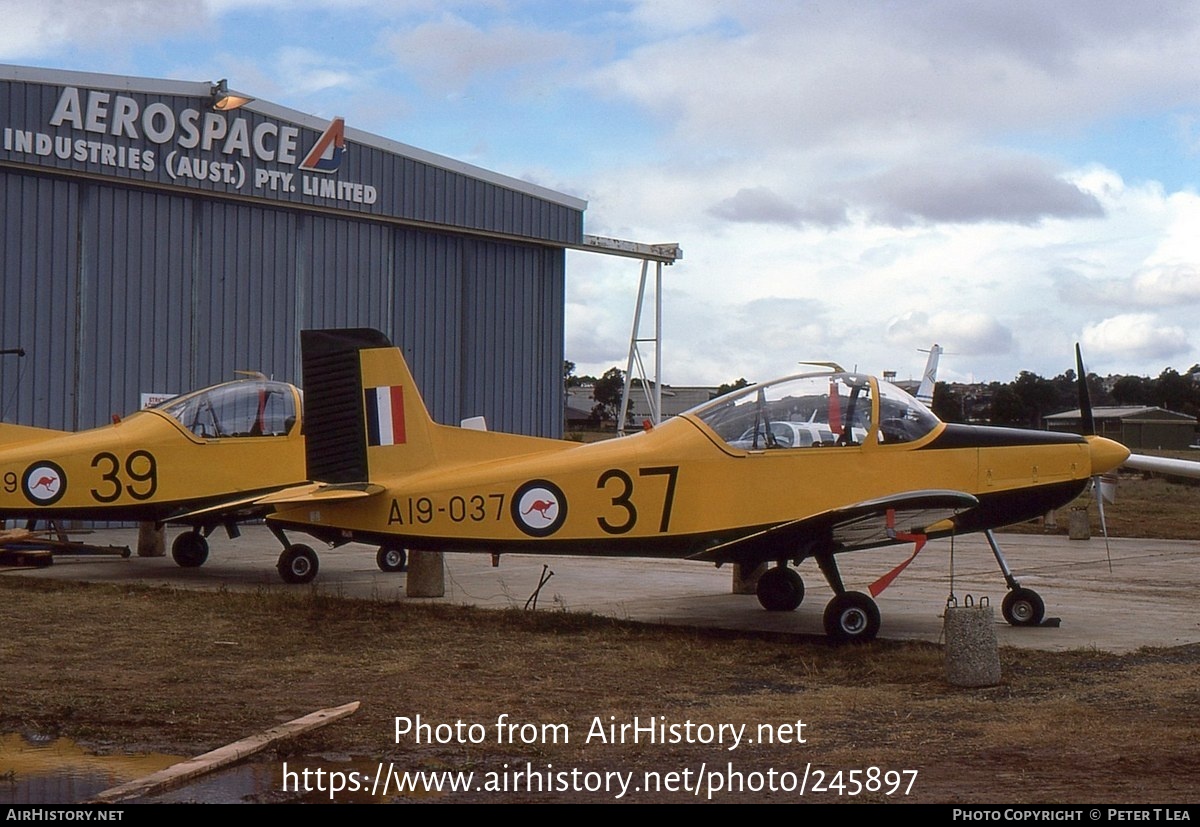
[596,465,678,535]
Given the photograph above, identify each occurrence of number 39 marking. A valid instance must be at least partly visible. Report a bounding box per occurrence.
[596,465,678,535]
[90,450,158,502]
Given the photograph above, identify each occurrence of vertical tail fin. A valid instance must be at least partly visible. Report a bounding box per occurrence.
[301,328,435,483]
[915,344,941,408]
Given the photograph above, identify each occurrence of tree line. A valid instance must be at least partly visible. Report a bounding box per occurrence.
[567,360,1200,428]
[932,365,1200,427]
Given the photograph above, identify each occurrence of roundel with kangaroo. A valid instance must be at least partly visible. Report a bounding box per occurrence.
[512,479,568,537]
[22,461,67,506]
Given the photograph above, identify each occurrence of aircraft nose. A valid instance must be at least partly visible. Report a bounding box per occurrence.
[1086,435,1130,475]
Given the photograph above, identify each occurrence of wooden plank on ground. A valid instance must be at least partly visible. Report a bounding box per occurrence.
[88,701,361,804]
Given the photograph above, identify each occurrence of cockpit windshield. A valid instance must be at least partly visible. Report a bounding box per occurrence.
[875,377,941,444]
[156,380,297,439]
[687,372,938,450]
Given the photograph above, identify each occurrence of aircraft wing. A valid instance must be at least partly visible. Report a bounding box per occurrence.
[1123,453,1200,480]
[688,490,979,567]
[168,482,384,527]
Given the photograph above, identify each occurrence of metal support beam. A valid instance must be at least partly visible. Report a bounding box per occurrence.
[569,234,679,436]
[574,234,682,264]
[618,258,665,435]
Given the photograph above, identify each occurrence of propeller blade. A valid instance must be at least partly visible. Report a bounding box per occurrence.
[1099,471,1118,505]
[1093,475,1114,574]
[1076,343,1095,436]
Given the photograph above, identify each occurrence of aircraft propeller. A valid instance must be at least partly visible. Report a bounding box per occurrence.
[1076,343,1114,570]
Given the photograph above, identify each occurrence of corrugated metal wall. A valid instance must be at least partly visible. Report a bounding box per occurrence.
[0,167,565,437]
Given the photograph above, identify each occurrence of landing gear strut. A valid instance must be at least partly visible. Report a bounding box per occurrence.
[269,525,321,584]
[816,551,881,644]
[984,530,1046,627]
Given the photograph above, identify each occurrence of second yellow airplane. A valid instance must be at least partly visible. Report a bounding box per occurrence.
[266,328,1130,642]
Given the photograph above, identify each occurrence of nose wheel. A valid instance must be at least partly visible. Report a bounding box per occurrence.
[985,531,1047,627]
[1002,587,1045,626]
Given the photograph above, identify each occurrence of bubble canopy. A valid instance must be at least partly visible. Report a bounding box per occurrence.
[686,371,940,450]
[154,380,299,439]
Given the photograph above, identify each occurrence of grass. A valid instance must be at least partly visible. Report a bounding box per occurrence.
[1000,467,1200,540]
[1,569,1198,803]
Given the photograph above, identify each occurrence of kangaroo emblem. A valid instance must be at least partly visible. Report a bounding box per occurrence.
[522,499,556,520]
[32,476,58,492]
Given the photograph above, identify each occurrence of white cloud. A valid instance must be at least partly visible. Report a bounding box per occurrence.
[885,311,1014,357]
[1081,314,1190,362]
[1129,263,1200,307]
[0,1,210,58]
[380,13,586,93]
[854,154,1104,227]
[706,187,849,228]
[593,3,1200,157]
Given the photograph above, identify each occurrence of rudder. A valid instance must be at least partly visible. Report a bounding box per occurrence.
[300,328,435,483]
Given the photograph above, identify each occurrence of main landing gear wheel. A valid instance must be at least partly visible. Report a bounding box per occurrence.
[1002,587,1045,627]
[823,591,881,644]
[377,546,408,573]
[171,532,209,568]
[756,566,804,611]
[277,544,319,584]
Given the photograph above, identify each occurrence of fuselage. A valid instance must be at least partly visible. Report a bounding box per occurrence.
[0,380,306,522]
[269,369,1129,558]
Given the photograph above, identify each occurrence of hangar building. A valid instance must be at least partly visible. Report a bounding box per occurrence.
[0,65,588,437]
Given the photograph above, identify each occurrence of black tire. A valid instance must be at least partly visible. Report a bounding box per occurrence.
[756,566,804,611]
[377,546,408,573]
[171,532,209,568]
[1002,587,1045,627]
[823,591,881,643]
[277,544,319,584]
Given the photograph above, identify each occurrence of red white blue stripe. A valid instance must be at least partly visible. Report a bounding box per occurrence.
[365,385,406,446]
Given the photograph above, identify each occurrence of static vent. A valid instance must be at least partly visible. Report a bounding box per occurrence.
[301,328,393,483]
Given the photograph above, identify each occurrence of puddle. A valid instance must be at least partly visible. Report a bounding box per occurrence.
[0,732,181,804]
[150,757,399,804]
[0,734,395,804]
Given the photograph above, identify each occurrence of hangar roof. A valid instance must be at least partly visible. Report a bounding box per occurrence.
[0,64,586,245]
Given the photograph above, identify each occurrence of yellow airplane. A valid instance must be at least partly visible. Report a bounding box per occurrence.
[0,376,311,571]
[265,328,1130,642]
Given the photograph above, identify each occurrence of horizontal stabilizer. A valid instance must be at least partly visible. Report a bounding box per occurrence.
[253,482,386,506]
[168,483,383,526]
[688,490,978,566]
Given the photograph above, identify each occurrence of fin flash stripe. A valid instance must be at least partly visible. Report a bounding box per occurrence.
[365,386,406,446]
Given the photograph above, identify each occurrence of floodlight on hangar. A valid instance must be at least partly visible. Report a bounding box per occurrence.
[210,78,254,111]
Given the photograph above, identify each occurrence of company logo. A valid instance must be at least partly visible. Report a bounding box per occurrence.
[299,117,345,173]
[512,480,568,537]
[22,461,66,506]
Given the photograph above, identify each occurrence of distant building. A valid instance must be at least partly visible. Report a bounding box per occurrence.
[1045,406,1198,450]
[565,383,720,430]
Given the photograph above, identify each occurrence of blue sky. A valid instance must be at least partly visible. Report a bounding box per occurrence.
[5,0,1200,386]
